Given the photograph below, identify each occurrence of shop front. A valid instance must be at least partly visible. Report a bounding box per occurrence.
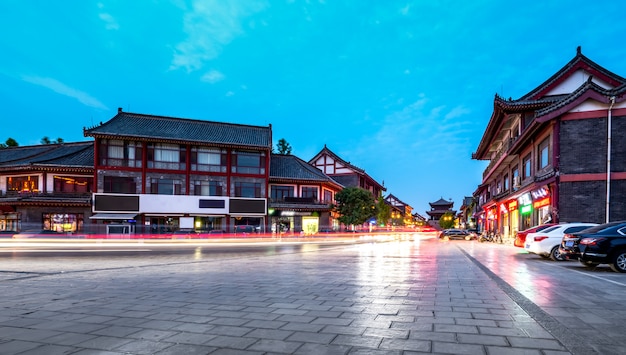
[518,192,533,230]
[531,185,552,224]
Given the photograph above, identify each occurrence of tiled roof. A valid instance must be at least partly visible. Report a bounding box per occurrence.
[0,142,93,169]
[430,198,453,206]
[519,46,626,101]
[309,145,386,190]
[270,154,343,188]
[84,110,272,149]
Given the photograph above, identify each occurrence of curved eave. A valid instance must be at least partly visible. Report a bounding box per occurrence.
[536,84,626,123]
[85,133,271,150]
[268,204,333,211]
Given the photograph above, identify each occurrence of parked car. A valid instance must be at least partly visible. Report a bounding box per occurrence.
[524,223,597,261]
[12,230,66,239]
[514,223,556,247]
[561,221,626,272]
[439,229,475,240]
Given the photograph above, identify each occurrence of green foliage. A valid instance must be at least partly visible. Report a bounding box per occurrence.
[0,137,19,148]
[275,138,292,155]
[41,137,64,145]
[376,196,391,226]
[335,187,376,227]
[439,211,456,229]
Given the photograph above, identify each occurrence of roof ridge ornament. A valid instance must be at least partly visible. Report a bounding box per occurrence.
[577,45,581,55]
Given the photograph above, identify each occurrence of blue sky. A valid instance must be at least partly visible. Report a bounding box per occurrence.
[2,1,626,216]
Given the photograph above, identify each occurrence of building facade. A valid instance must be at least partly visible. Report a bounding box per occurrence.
[309,145,386,199]
[269,154,343,234]
[472,47,626,238]
[84,108,272,236]
[0,142,94,233]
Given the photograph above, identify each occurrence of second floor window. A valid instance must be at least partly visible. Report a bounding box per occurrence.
[503,174,509,191]
[271,185,294,200]
[523,154,532,179]
[191,147,227,173]
[103,176,136,194]
[538,137,550,169]
[7,175,39,193]
[150,178,182,195]
[99,139,142,168]
[231,151,265,174]
[193,180,225,196]
[53,176,92,193]
[147,143,185,170]
[234,182,262,198]
[302,187,318,199]
[323,190,333,203]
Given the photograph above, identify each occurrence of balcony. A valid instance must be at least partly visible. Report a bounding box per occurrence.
[0,191,92,203]
[269,197,333,209]
[482,137,518,180]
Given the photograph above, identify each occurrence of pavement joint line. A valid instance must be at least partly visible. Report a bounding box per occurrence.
[458,246,601,355]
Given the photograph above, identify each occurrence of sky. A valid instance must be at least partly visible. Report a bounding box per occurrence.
[2,1,626,216]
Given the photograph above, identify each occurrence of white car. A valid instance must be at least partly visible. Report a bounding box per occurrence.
[524,223,597,261]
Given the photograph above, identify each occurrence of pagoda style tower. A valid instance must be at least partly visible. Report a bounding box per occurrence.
[426,198,456,221]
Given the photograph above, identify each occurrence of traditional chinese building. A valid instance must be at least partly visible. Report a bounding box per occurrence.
[268,154,343,234]
[472,47,626,237]
[426,197,456,222]
[0,142,94,233]
[309,145,386,198]
[84,108,272,236]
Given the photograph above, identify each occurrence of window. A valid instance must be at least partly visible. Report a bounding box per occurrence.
[43,213,83,233]
[6,175,39,193]
[231,151,265,174]
[503,174,509,191]
[99,140,142,168]
[522,154,532,179]
[150,178,182,195]
[193,180,224,196]
[323,190,333,204]
[538,137,550,169]
[191,147,226,172]
[302,187,318,199]
[53,176,92,193]
[271,185,294,200]
[234,182,262,198]
[147,143,185,170]
[103,176,137,194]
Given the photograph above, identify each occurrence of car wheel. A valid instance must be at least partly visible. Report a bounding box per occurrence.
[579,260,599,268]
[609,251,626,273]
[549,246,565,261]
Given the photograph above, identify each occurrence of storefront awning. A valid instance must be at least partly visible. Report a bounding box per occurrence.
[89,213,137,220]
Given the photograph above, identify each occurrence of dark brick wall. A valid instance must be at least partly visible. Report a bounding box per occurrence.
[560,115,626,173]
[559,180,626,223]
[559,118,607,174]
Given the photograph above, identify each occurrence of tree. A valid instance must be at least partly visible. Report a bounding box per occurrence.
[439,211,456,230]
[0,137,18,148]
[334,187,377,228]
[54,137,64,144]
[376,196,391,226]
[41,136,51,144]
[275,138,292,155]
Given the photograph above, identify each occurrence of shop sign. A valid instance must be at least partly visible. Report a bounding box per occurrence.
[533,197,550,209]
[508,200,518,211]
[500,203,508,213]
[531,186,549,200]
[518,193,532,206]
[520,204,532,214]
[280,211,312,216]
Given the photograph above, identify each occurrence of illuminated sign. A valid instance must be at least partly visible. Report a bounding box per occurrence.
[518,193,532,206]
[508,200,518,211]
[520,204,532,214]
[531,186,549,200]
[533,197,550,208]
[500,204,508,213]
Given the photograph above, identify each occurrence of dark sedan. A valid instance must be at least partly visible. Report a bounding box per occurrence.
[439,229,475,240]
[562,221,626,272]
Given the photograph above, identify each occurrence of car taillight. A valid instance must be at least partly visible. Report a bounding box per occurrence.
[533,236,548,242]
[580,237,606,246]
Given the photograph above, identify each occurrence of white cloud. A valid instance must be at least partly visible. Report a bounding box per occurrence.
[225,91,235,96]
[97,3,119,30]
[170,0,268,72]
[21,75,108,110]
[400,4,411,15]
[369,95,474,164]
[201,69,225,83]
